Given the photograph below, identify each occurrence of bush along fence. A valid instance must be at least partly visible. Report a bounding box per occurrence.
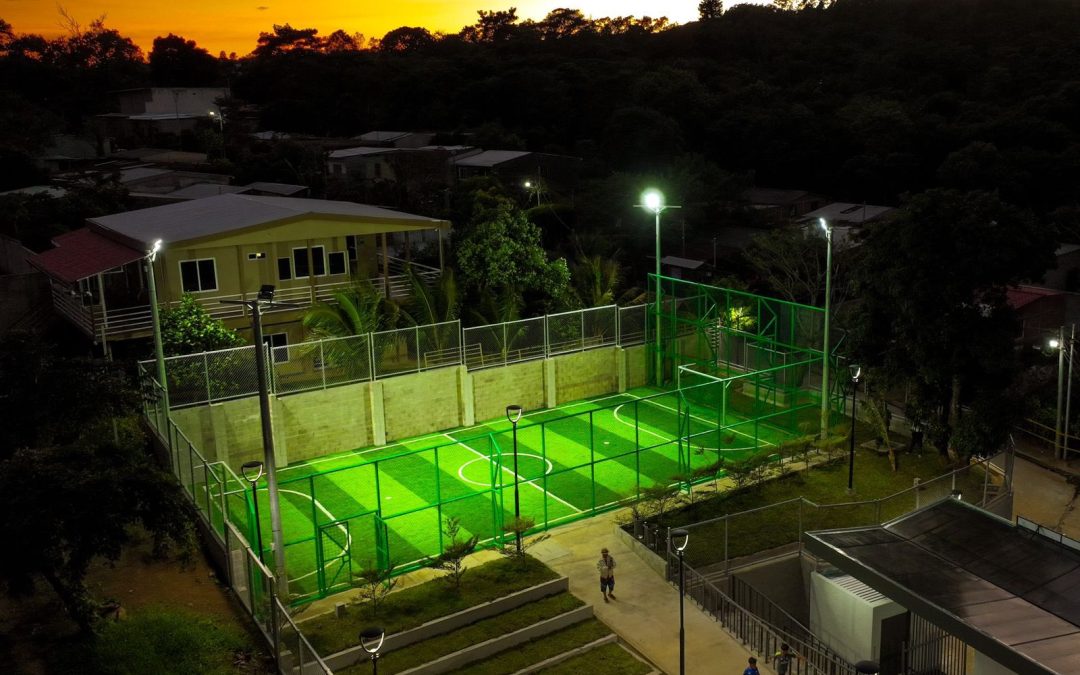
[629,451,1013,674]
[140,375,332,675]
[144,303,648,408]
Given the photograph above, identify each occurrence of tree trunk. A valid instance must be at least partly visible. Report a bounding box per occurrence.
[41,568,95,634]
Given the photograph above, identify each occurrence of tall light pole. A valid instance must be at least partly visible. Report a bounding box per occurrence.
[241,460,265,562]
[146,239,169,415]
[638,189,680,386]
[848,364,861,494]
[819,217,833,439]
[506,404,524,555]
[222,286,298,592]
[1050,326,1076,460]
[671,528,689,675]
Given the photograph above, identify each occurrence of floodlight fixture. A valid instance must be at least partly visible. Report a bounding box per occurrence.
[257,284,275,302]
[1050,337,1061,349]
[819,217,831,234]
[855,660,880,675]
[850,364,862,382]
[149,239,162,261]
[642,188,664,214]
[524,180,532,189]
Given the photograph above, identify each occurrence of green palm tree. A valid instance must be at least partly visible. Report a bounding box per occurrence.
[571,254,621,308]
[302,275,399,371]
[399,265,461,357]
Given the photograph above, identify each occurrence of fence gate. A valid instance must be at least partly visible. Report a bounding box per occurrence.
[316,519,352,595]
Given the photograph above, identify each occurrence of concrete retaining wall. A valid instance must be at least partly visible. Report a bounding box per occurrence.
[397,605,594,675]
[170,345,647,472]
[321,577,570,672]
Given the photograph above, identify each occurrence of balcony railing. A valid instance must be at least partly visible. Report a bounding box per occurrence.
[52,256,441,340]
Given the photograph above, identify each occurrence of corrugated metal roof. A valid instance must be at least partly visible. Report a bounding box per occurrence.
[29,228,144,283]
[166,183,247,200]
[800,203,895,225]
[805,498,1080,675]
[454,150,531,167]
[329,147,395,159]
[359,131,410,142]
[243,182,308,196]
[88,194,447,247]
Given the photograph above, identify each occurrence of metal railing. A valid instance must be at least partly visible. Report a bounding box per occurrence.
[139,364,332,675]
[143,303,651,407]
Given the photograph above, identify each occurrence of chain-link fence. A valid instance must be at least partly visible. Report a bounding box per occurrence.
[143,304,653,406]
[142,374,332,674]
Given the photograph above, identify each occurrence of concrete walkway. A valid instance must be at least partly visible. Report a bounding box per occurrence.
[529,510,770,675]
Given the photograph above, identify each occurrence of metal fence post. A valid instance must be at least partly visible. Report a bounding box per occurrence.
[203,351,212,403]
[368,331,377,381]
[580,308,586,351]
[320,340,327,390]
[724,515,730,571]
[415,325,421,373]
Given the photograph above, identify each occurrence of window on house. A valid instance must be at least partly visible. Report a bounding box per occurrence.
[179,258,218,293]
[263,332,289,363]
[277,257,292,280]
[292,248,310,278]
[248,252,266,260]
[328,251,347,275]
[346,235,359,261]
[311,246,326,276]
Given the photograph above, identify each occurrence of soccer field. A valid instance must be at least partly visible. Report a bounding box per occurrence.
[216,385,795,602]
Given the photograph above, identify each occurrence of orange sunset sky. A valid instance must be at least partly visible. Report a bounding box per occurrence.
[3,1,768,57]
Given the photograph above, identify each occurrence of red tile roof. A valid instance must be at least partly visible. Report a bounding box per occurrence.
[30,227,145,284]
[1006,285,1061,310]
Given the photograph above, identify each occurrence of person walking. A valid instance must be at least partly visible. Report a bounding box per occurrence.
[597,547,616,602]
[743,656,760,675]
[773,642,800,675]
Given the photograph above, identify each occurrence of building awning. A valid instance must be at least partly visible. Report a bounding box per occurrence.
[804,498,1080,675]
[29,227,144,284]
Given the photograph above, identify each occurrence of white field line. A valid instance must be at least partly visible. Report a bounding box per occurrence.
[613,394,778,449]
[442,433,583,513]
[277,488,352,584]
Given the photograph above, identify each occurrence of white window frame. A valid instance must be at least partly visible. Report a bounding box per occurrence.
[328,251,348,276]
[291,247,310,279]
[248,252,266,260]
[178,258,218,293]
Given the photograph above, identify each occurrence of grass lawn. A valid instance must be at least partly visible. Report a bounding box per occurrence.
[537,641,652,675]
[301,556,558,655]
[655,445,990,568]
[449,618,614,674]
[337,593,583,674]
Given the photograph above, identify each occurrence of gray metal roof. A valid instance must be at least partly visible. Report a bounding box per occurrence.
[88,194,448,248]
[166,183,247,200]
[804,498,1080,675]
[243,182,308,196]
[800,202,895,225]
[359,131,410,142]
[454,150,531,168]
[328,147,395,159]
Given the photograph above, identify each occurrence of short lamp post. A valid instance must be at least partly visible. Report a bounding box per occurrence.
[523,180,540,207]
[222,285,299,592]
[241,461,265,562]
[359,627,385,675]
[506,404,524,555]
[671,528,690,675]
[819,217,834,439]
[637,189,680,387]
[848,364,862,494]
[855,660,881,675]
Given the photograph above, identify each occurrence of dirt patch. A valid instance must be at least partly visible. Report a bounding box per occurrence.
[0,533,269,674]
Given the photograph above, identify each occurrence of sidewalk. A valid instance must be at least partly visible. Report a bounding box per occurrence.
[529,510,771,675]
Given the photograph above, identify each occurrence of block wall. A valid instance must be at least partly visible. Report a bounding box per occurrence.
[472,360,546,421]
[553,348,618,404]
[274,381,374,463]
[381,367,462,441]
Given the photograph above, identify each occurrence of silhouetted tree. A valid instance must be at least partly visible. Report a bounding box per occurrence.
[149,34,219,86]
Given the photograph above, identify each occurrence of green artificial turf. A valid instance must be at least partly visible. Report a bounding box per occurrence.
[302,556,559,656]
[216,386,800,601]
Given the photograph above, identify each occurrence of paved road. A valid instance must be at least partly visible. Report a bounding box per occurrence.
[1010,455,1080,539]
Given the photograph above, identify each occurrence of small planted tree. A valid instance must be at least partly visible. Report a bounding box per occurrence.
[159,294,243,356]
[352,563,397,617]
[430,517,478,589]
[497,516,549,567]
[638,483,680,522]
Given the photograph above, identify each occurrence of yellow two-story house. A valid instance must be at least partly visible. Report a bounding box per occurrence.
[31,194,450,356]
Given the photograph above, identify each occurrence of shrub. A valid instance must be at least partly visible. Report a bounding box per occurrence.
[94,607,251,675]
